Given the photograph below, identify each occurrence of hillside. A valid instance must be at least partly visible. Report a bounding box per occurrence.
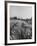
[10,18,32,40]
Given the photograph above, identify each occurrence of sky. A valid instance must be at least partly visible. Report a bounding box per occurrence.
[10,6,32,19]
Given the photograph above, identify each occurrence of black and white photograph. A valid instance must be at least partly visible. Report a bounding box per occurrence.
[5,1,36,45]
[10,5,32,40]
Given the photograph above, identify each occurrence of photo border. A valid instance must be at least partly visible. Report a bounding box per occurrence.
[5,1,36,45]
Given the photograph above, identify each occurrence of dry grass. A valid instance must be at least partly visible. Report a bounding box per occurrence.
[10,19,32,40]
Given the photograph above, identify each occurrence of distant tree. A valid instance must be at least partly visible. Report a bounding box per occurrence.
[26,19,28,22]
[14,17,17,19]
